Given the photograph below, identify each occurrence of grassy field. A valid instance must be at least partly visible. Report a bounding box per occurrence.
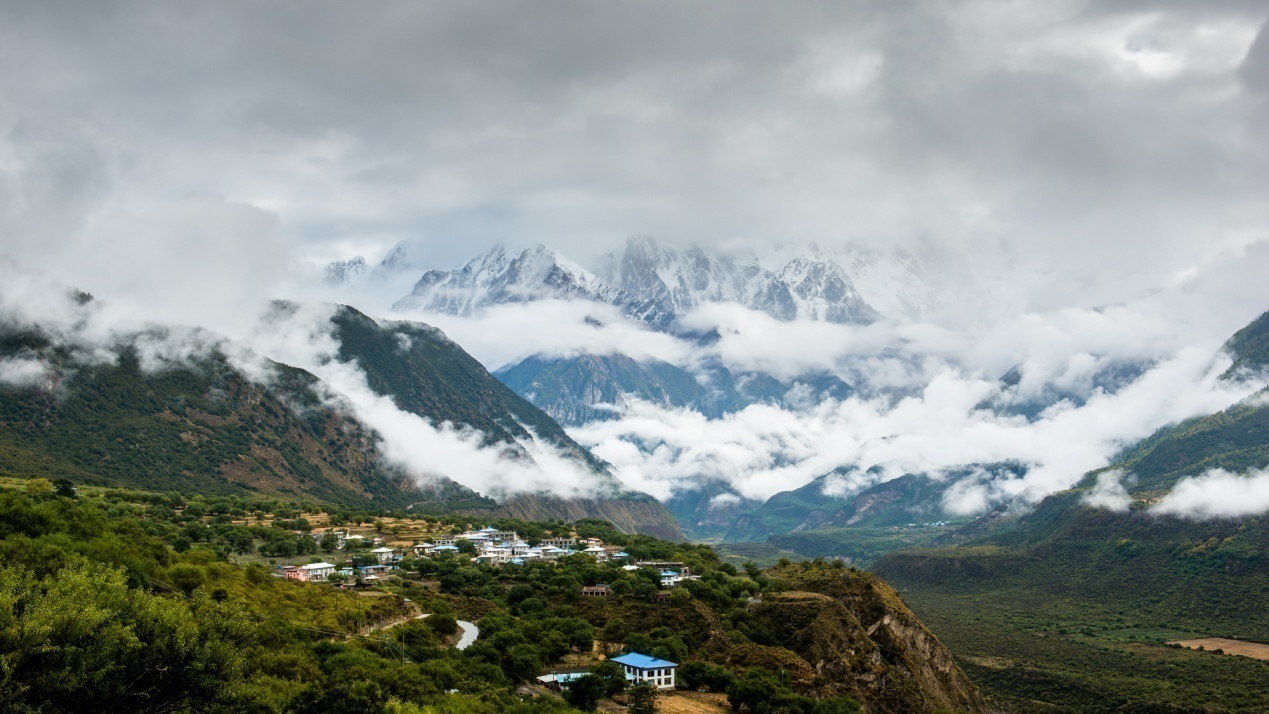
[894,587,1269,713]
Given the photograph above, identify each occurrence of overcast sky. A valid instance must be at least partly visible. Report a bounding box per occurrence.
[2,1,1269,513]
[2,0,1267,314]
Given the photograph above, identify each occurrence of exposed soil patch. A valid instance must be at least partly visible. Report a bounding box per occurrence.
[1167,638,1269,660]
[657,691,731,713]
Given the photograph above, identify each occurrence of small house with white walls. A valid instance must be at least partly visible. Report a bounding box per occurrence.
[610,652,677,690]
[300,562,336,582]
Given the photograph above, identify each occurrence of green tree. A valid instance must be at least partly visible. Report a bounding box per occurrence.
[0,561,248,712]
[590,660,627,697]
[627,681,659,714]
[428,614,459,637]
[25,478,52,495]
[167,563,206,595]
[563,674,606,711]
[320,531,339,553]
[726,668,780,712]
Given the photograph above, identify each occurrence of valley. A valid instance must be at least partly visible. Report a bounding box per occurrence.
[6,4,1269,712]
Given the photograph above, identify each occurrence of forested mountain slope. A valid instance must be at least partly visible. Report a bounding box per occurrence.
[871,388,1269,712]
[0,295,682,537]
[0,325,421,507]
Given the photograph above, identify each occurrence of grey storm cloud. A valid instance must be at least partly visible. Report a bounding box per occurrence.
[1,1,1268,512]
[1,1,1266,311]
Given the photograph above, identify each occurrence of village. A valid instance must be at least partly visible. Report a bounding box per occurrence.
[269,522,709,707]
[273,524,696,592]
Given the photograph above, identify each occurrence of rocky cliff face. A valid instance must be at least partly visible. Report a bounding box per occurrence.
[576,560,987,713]
[747,562,988,713]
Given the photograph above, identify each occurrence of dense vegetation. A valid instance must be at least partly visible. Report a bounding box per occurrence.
[873,397,1269,712]
[0,302,685,537]
[1220,309,1269,378]
[330,306,606,473]
[722,469,993,565]
[0,325,422,507]
[0,476,987,713]
[1100,389,1269,494]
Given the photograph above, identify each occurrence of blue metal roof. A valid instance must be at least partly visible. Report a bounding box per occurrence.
[611,652,677,669]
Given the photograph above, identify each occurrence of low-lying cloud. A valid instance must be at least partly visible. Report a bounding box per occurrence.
[0,208,612,502]
[570,342,1259,506]
[242,303,609,499]
[1152,468,1269,519]
[1082,469,1133,513]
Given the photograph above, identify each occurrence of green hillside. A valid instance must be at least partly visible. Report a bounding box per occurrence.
[495,354,710,425]
[333,307,604,471]
[0,326,422,508]
[0,299,684,537]
[871,391,1269,711]
[722,468,1010,564]
[0,480,985,713]
[1221,309,1269,377]
[1103,388,1269,494]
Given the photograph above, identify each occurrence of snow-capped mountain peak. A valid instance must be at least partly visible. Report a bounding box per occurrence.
[390,243,628,316]
[385,237,882,326]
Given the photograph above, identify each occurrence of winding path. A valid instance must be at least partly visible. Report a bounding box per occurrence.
[455,620,479,650]
[371,611,479,650]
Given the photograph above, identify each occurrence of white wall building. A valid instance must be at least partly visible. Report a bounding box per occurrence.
[300,562,336,581]
[611,653,677,690]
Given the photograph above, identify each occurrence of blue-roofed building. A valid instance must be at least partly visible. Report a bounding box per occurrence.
[610,652,677,689]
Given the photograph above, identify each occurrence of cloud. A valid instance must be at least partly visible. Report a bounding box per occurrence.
[394,299,695,370]
[239,303,609,499]
[0,255,611,501]
[1152,468,1269,519]
[1082,469,1133,512]
[2,1,1269,516]
[2,2,1266,309]
[0,358,49,388]
[570,343,1259,504]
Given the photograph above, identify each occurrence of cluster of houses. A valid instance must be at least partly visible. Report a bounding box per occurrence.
[276,561,397,584]
[275,525,699,591]
[409,527,634,567]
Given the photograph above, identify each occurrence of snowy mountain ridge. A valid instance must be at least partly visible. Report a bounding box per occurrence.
[386,236,883,326]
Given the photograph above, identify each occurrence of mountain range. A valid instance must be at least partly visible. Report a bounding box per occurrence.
[388,237,880,327]
[0,290,683,539]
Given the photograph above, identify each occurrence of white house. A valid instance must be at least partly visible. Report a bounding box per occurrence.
[477,543,513,564]
[370,546,396,564]
[660,570,683,588]
[583,545,608,561]
[300,562,336,581]
[611,652,677,690]
[412,542,435,556]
